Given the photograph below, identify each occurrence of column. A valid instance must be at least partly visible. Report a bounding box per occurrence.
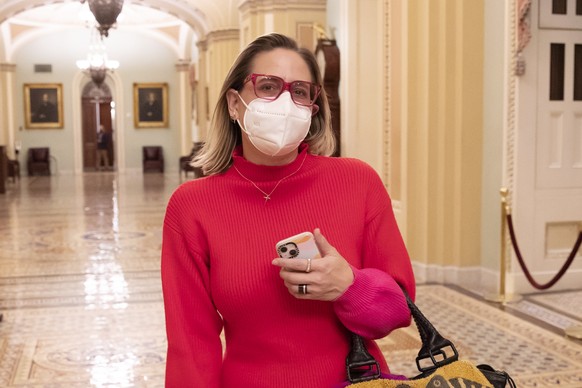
[238,0,326,49]
[196,39,208,141]
[0,63,16,157]
[205,29,240,121]
[175,60,193,155]
[404,0,485,283]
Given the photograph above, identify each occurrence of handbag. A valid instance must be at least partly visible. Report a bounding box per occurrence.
[344,291,516,388]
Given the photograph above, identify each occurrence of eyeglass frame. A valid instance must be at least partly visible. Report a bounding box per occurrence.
[243,73,322,107]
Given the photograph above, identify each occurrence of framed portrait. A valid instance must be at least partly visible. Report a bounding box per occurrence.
[134,83,168,128]
[24,83,64,129]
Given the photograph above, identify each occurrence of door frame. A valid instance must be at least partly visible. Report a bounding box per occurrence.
[72,70,126,174]
[81,97,113,171]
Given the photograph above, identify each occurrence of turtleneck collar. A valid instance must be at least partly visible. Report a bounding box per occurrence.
[229,143,311,183]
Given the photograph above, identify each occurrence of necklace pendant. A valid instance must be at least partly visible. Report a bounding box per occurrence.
[232,152,308,205]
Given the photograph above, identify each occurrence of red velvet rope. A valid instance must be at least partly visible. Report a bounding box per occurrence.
[506,214,582,290]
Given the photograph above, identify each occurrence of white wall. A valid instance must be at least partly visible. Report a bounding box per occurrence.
[13,27,182,174]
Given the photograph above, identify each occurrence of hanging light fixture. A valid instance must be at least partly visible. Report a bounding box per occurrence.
[76,29,120,88]
[80,0,124,38]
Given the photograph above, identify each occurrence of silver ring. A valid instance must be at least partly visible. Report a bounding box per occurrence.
[298,284,308,295]
[305,258,312,273]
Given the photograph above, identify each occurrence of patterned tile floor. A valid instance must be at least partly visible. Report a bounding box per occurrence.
[0,173,581,387]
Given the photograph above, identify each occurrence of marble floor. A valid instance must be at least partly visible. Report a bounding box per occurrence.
[0,173,581,387]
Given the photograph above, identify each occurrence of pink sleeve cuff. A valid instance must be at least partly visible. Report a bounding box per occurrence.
[333,266,411,339]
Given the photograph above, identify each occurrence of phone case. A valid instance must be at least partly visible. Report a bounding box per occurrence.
[276,231,322,259]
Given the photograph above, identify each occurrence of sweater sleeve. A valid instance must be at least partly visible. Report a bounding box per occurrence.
[332,171,415,339]
[161,189,224,388]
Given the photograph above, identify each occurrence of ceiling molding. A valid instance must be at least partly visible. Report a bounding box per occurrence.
[0,0,240,36]
[0,0,243,62]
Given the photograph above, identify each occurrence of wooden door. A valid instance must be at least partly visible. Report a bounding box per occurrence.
[81,98,112,171]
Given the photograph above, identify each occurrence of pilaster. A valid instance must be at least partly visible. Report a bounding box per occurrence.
[175,60,193,155]
[205,29,239,123]
[196,39,208,141]
[404,0,485,276]
[238,0,326,50]
[0,63,17,156]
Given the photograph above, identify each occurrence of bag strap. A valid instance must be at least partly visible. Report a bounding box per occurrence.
[346,332,381,383]
[346,288,459,383]
[403,291,459,374]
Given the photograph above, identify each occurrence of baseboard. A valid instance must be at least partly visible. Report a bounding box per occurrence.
[412,261,483,293]
[510,268,582,294]
[414,261,582,296]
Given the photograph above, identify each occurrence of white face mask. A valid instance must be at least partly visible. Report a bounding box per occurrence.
[236,91,312,157]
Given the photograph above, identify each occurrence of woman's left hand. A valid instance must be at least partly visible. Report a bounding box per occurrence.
[271,228,354,301]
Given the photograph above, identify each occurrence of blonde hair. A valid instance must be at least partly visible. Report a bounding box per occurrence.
[193,33,336,176]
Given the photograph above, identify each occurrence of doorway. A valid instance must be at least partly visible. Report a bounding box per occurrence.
[81,83,114,171]
[513,0,582,291]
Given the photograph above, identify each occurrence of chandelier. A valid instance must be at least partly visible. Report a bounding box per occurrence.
[80,0,124,38]
[76,30,120,87]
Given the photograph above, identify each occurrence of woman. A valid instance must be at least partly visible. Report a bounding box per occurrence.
[161,33,415,387]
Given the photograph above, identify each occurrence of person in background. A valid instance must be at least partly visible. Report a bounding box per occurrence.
[161,33,415,388]
[95,125,111,171]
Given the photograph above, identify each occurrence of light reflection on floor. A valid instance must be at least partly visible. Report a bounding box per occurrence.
[0,173,170,387]
[0,173,581,387]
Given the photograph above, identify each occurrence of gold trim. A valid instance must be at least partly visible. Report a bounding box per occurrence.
[484,188,522,304]
[23,83,64,129]
[206,29,239,44]
[133,83,169,128]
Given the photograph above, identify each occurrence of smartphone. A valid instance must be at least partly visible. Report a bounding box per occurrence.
[276,231,321,259]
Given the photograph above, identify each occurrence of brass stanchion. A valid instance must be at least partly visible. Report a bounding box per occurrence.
[564,325,582,340]
[485,188,521,304]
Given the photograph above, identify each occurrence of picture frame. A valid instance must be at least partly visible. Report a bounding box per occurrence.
[134,83,168,128]
[24,83,64,129]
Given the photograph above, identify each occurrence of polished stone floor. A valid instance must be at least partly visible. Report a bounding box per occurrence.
[0,173,581,387]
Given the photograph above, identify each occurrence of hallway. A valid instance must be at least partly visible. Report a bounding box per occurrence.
[0,174,168,386]
[0,174,581,387]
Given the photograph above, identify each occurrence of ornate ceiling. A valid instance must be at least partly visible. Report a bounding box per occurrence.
[0,0,239,61]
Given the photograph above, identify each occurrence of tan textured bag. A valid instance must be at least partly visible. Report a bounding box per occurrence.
[347,360,493,388]
[344,291,515,388]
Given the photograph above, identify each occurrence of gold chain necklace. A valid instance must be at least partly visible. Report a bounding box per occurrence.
[232,152,308,204]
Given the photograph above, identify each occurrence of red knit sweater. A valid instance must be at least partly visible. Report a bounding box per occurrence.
[161,144,415,387]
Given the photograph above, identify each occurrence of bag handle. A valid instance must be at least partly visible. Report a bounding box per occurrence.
[346,288,459,383]
[403,291,459,373]
[345,332,381,383]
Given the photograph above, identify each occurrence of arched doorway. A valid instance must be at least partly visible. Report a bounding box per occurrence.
[81,83,114,171]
